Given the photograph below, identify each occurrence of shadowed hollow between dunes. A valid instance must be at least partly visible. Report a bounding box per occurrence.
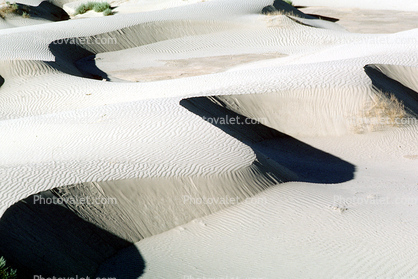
[44,6,341,83]
[0,96,355,277]
[1,5,356,276]
[46,19,252,81]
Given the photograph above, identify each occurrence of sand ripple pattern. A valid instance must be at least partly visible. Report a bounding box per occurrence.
[0,97,257,214]
[0,0,417,277]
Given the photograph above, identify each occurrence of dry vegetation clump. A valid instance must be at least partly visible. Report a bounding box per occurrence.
[351,91,408,133]
[272,10,298,17]
[0,1,31,18]
[0,2,18,18]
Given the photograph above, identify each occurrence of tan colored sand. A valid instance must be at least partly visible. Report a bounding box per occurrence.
[105,53,286,82]
[300,7,418,33]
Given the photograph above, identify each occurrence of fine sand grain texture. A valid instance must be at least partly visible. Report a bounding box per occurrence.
[0,0,417,277]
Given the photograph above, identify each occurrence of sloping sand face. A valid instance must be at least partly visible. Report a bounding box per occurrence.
[0,160,281,277]
[0,0,417,277]
[0,97,357,276]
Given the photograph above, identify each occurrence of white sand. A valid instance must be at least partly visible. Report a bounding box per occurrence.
[0,0,417,277]
[293,0,418,11]
[299,7,418,34]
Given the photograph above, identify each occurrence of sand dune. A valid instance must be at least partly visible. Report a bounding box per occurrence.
[0,0,417,277]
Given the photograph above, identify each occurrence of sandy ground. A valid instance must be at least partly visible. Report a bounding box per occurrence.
[97,53,286,82]
[300,7,418,33]
[293,0,418,11]
[0,0,417,278]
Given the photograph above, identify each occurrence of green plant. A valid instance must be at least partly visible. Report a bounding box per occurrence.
[0,256,17,279]
[92,2,110,12]
[283,0,293,5]
[75,2,93,15]
[74,1,112,15]
[22,11,30,18]
[103,7,113,16]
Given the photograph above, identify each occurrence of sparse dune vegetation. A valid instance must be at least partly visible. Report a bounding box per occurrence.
[0,2,18,18]
[368,93,407,126]
[0,257,17,279]
[74,1,112,15]
[102,7,113,16]
[352,90,409,133]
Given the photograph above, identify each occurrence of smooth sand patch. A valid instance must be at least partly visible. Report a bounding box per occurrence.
[93,53,286,82]
[300,7,418,33]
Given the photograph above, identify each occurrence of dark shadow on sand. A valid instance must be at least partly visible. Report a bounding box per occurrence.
[272,0,316,19]
[305,13,339,22]
[46,39,109,81]
[0,190,145,279]
[16,1,69,21]
[180,96,355,184]
[263,1,339,23]
[75,54,111,81]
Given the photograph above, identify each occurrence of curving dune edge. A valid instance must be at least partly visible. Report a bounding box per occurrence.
[0,0,417,277]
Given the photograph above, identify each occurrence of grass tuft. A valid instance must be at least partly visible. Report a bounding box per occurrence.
[352,91,408,133]
[75,1,113,15]
[0,256,17,279]
[263,9,298,18]
[75,2,92,15]
[93,2,110,12]
[103,7,113,16]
